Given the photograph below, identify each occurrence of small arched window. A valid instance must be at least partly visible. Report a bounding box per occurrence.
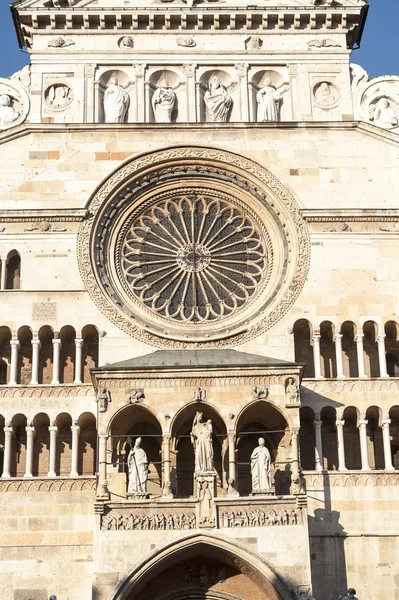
[5,251,21,290]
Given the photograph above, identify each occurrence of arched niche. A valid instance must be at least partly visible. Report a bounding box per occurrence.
[320,406,338,470]
[110,532,294,600]
[365,405,384,469]
[55,412,72,476]
[38,325,54,385]
[96,69,134,124]
[320,320,336,378]
[147,68,184,123]
[78,412,97,476]
[59,325,76,384]
[342,406,361,470]
[17,325,32,385]
[363,320,379,378]
[199,69,237,123]
[385,321,399,377]
[0,326,11,384]
[341,321,357,378]
[235,401,289,496]
[293,319,314,378]
[11,413,27,477]
[32,412,50,477]
[299,406,315,470]
[109,405,163,497]
[249,69,289,123]
[171,402,227,498]
[6,250,21,290]
[389,405,399,469]
[81,324,99,384]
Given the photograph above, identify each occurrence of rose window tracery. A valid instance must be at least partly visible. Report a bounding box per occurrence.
[118,193,268,323]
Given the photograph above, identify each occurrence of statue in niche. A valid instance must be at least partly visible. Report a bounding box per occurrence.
[314,82,335,105]
[256,78,280,122]
[191,411,214,473]
[204,75,232,123]
[45,84,72,109]
[96,387,110,413]
[104,76,129,123]
[0,94,19,124]
[372,97,398,129]
[251,437,272,492]
[286,377,299,404]
[127,437,148,496]
[152,79,177,123]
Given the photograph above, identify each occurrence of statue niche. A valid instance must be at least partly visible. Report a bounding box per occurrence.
[98,70,132,124]
[250,70,288,123]
[149,70,182,123]
[200,70,236,123]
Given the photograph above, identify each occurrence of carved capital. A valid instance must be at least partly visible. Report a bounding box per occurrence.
[235,63,248,76]
[133,63,146,77]
[182,63,196,77]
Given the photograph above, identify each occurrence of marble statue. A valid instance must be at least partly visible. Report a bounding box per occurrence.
[198,479,214,526]
[373,97,398,129]
[0,94,18,125]
[286,377,299,403]
[251,437,272,492]
[191,411,214,473]
[127,437,148,495]
[204,75,232,122]
[104,77,129,123]
[314,82,335,105]
[341,589,358,600]
[256,78,280,122]
[152,79,177,123]
[96,387,110,413]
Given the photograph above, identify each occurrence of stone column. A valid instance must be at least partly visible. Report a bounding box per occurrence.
[1,423,13,478]
[312,332,323,379]
[0,258,6,290]
[162,433,173,498]
[74,338,83,384]
[381,415,394,471]
[183,64,197,122]
[24,424,35,478]
[358,415,370,471]
[30,338,41,385]
[314,416,323,471]
[235,63,249,121]
[51,337,61,385]
[84,63,96,123]
[228,432,238,488]
[288,64,299,121]
[48,424,58,477]
[336,415,347,471]
[377,334,389,378]
[334,333,345,379]
[9,339,19,385]
[291,427,300,483]
[355,334,367,378]
[97,434,110,499]
[70,422,80,477]
[133,63,146,122]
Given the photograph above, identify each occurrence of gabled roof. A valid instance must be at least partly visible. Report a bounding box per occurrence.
[93,349,300,372]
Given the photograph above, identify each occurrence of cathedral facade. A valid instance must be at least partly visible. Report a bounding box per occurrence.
[0,0,398,599]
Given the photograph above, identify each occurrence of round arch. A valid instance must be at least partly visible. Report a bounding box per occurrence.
[109,532,295,600]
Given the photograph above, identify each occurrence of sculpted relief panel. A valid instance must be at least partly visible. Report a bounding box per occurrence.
[351,65,399,133]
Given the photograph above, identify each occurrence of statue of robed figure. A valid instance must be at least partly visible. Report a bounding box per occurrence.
[191,412,215,473]
[127,437,148,495]
[251,437,272,492]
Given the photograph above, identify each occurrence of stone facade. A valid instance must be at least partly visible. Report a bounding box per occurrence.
[0,0,398,599]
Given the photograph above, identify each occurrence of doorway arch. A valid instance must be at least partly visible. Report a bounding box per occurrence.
[109,532,294,600]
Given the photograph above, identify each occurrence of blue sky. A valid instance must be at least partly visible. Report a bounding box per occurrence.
[0,0,397,78]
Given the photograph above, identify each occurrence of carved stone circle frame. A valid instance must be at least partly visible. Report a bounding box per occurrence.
[77,145,310,348]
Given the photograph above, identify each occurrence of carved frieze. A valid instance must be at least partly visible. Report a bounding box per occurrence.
[219,507,302,528]
[304,471,399,490]
[102,510,196,530]
[0,477,96,493]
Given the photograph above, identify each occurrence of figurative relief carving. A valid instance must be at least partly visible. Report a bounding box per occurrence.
[177,36,196,47]
[246,36,263,51]
[152,79,176,123]
[220,507,300,528]
[44,84,73,109]
[256,78,280,122]
[370,97,398,130]
[48,37,74,48]
[251,386,269,400]
[96,387,110,413]
[0,94,19,125]
[198,479,215,527]
[204,76,232,122]
[103,77,129,123]
[285,377,299,404]
[102,511,196,530]
[307,39,341,49]
[118,36,134,49]
[127,390,145,404]
[313,81,339,107]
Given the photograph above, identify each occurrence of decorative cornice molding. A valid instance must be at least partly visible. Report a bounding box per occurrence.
[0,476,96,493]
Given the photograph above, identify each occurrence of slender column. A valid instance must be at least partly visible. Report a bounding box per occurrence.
[96,434,110,499]
[1,423,13,478]
[183,64,197,122]
[162,433,173,498]
[336,415,347,471]
[74,338,83,384]
[314,416,323,471]
[133,63,146,122]
[355,334,367,378]
[334,333,345,379]
[358,414,370,471]
[51,337,61,385]
[30,338,41,385]
[312,332,323,379]
[0,258,6,290]
[24,424,35,478]
[381,415,394,471]
[377,334,389,378]
[9,339,20,385]
[235,63,249,121]
[70,422,80,477]
[48,424,58,477]
[228,432,237,486]
[291,427,300,483]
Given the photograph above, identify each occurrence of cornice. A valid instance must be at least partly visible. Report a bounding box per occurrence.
[0,208,87,223]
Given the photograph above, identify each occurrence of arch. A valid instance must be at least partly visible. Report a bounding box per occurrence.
[81,324,99,384]
[293,319,314,378]
[0,326,11,384]
[32,412,50,476]
[343,406,361,470]
[109,405,163,497]
[5,250,21,290]
[10,413,27,477]
[110,532,294,600]
[389,405,399,469]
[55,412,72,476]
[59,326,76,384]
[77,412,97,476]
[366,406,384,469]
[363,320,379,377]
[171,402,227,498]
[320,406,338,470]
[38,325,54,385]
[320,320,336,378]
[236,401,289,496]
[299,407,315,470]
[384,321,399,377]
[341,321,357,378]
[17,326,32,385]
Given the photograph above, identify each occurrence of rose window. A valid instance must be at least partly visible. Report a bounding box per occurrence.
[118,191,269,323]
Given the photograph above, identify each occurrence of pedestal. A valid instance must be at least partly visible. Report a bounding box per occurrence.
[195,471,217,528]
